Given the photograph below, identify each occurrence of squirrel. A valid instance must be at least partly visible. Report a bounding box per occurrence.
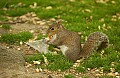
[46,22,109,62]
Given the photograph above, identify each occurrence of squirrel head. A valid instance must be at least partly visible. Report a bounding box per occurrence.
[47,21,65,40]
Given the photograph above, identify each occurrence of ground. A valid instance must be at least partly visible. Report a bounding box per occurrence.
[0,20,97,78]
[0,45,53,78]
[0,0,120,78]
[0,18,118,78]
[0,22,93,78]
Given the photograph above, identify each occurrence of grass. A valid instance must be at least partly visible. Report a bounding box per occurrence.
[0,0,120,76]
[1,24,11,29]
[76,66,86,73]
[25,53,73,71]
[37,34,47,40]
[64,74,76,78]
[76,48,120,73]
[99,75,116,78]
[0,31,33,44]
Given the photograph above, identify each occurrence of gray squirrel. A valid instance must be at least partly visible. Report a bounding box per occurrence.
[46,22,109,62]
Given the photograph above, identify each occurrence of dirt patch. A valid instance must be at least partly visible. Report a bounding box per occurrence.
[0,12,113,78]
[9,23,48,36]
[0,45,57,78]
[0,45,25,78]
[0,28,8,35]
[0,23,99,78]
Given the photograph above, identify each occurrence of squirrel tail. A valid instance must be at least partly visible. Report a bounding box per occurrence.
[80,32,109,57]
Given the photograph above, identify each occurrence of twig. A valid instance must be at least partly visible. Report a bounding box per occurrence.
[0,21,25,24]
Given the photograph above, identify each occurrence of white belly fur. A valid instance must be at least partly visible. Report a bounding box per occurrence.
[59,45,68,55]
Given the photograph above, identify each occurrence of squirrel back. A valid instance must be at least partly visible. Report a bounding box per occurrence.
[46,22,109,62]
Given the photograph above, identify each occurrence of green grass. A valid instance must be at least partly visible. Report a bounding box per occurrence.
[99,75,116,78]
[76,48,120,73]
[0,31,33,44]
[0,0,120,75]
[25,53,73,71]
[37,34,47,40]
[64,74,76,78]
[1,24,11,29]
[76,66,86,73]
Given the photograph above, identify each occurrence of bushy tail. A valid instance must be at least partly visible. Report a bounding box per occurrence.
[80,32,109,57]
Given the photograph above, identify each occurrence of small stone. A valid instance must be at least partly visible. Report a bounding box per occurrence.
[73,64,77,67]
[49,18,56,21]
[115,72,119,75]
[17,2,23,6]
[111,62,115,66]
[31,13,37,17]
[110,68,115,72]
[69,0,75,2]
[36,21,41,24]
[111,18,117,21]
[3,8,7,11]
[26,69,29,72]
[6,47,9,49]
[90,16,93,20]
[44,69,48,72]
[13,17,18,21]
[33,61,41,65]
[99,18,104,22]
[84,9,91,13]
[29,64,32,66]
[43,55,49,65]
[35,68,40,72]
[25,64,32,68]
[118,17,120,20]
[116,13,120,17]
[111,1,116,4]
[58,69,61,72]
[34,17,40,20]
[85,36,88,41]
[112,15,117,18]
[20,41,23,45]
[76,60,81,63]
[76,73,79,76]
[98,25,101,30]
[53,48,60,52]
[78,32,82,35]
[48,75,53,78]
[87,68,91,71]
[17,48,21,51]
[107,72,115,76]
[32,20,37,24]
[52,51,58,55]
[101,50,105,54]
[46,6,52,10]
[39,68,43,72]
[95,69,99,72]
[40,22,46,25]
[30,30,34,33]
[29,2,37,9]
[95,74,101,76]
[103,23,106,27]
[107,26,111,29]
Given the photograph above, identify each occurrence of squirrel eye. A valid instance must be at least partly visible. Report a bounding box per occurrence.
[51,28,54,30]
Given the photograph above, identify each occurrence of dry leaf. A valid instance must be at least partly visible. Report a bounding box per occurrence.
[42,55,49,65]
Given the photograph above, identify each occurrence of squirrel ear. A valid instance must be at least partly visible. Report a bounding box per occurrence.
[59,24,64,29]
[56,21,65,29]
